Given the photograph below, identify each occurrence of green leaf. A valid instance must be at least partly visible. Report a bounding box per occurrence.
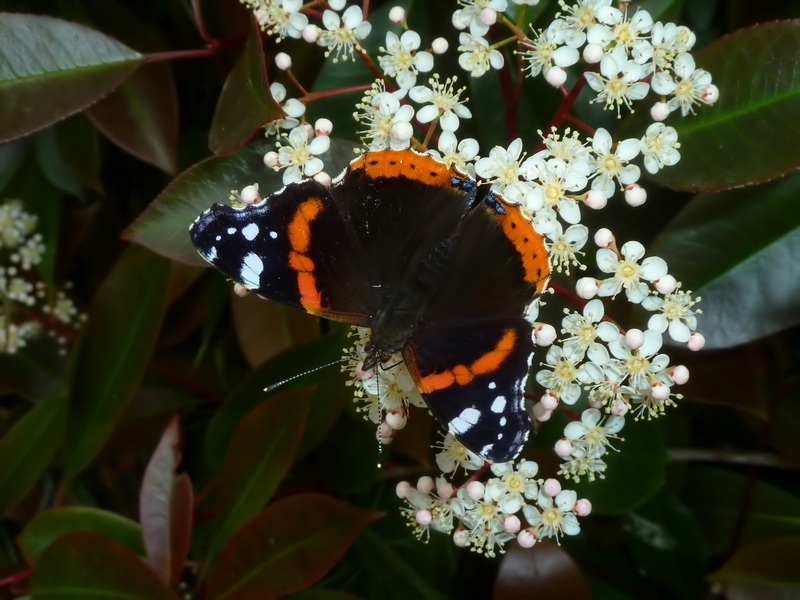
[30,531,177,600]
[353,527,447,600]
[709,536,800,589]
[140,416,192,585]
[0,13,143,141]
[652,173,800,348]
[0,388,67,516]
[209,18,282,155]
[18,507,144,565]
[204,328,347,471]
[570,418,668,515]
[650,20,800,192]
[62,246,170,477]
[680,466,800,556]
[86,62,179,174]
[205,388,312,560]
[54,115,104,194]
[124,138,361,265]
[623,488,707,600]
[205,494,382,600]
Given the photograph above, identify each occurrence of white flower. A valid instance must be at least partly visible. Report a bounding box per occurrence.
[486,460,540,513]
[536,344,584,405]
[642,288,701,343]
[378,30,434,89]
[474,138,537,198]
[561,298,619,362]
[523,489,580,541]
[588,8,653,50]
[263,82,306,137]
[427,131,479,175]
[275,125,330,184]
[563,408,624,457]
[640,122,680,174]
[546,222,588,275]
[353,82,415,150]
[249,0,308,40]
[435,433,484,474]
[452,0,508,37]
[607,329,667,393]
[590,128,641,198]
[457,32,504,77]
[527,156,587,224]
[409,75,472,132]
[318,5,372,62]
[596,240,668,304]
[584,45,650,116]
[553,0,614,47]
[519,25,580,77]
[652,53,715,116]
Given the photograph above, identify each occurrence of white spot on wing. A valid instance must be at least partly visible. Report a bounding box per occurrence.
[500,417,507,426]
[491,396,506,413]
[240,252,264,287]
[215,235,221,241]
[269,230,278,239]
[227,227,236,234]
[488,381,497,390]
[242,223,259,240]
[449,407,481,434]
[206,246,217,261]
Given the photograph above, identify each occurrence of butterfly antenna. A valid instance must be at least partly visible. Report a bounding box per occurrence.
[264,357,346,392]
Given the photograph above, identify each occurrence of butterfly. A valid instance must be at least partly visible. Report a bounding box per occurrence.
[190,148,550,462]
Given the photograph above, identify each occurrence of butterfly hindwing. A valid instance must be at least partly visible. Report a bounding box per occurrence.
[403,319,534,462]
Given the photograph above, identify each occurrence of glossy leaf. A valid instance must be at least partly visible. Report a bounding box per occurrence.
[205,388,312,560]
[0,388,67,515]
[624,488,707,600]
[140,415,192,585]
[87,62,179,173]
[570,418,668,515]
[709,537,800,589]
[0,13,142,141]
[681,466,800,556]
[652,173,800,348]
[62,246,170,477]
[30,531,177,599]
[206,494,382,600]
[651,20,800,192]
[493,542,590,600]
[209,18,282,155]
[18,507,144,565]
[205,328,347,470]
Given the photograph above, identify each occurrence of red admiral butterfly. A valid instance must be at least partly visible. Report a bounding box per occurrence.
[190,148,550,462]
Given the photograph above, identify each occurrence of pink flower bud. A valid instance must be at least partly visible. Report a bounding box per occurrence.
[593,227,614,248]
[545,66,567,88]
[625,184,647,207]
[388,6,406,23]
[575,277,599,299]
[650,101,671,121]
[275,52,292,70]
[670,364,689,385]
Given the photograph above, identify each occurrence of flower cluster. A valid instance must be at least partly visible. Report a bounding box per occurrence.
[396,460,591,557]
[234,0,716,556]
[0,199,83,354]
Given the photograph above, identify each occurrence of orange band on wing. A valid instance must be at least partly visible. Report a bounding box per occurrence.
[418,329,518,393]
[287,198,326,312]
[495,203,550,293]
[353,149,464,188]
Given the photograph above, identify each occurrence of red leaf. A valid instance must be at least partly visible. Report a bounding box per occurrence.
[140,415,192,585]
[206,494,383,600]
[205,388,312,560]
[493,542,590,600]
[87,62,179,173]
[208,17,283,155]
